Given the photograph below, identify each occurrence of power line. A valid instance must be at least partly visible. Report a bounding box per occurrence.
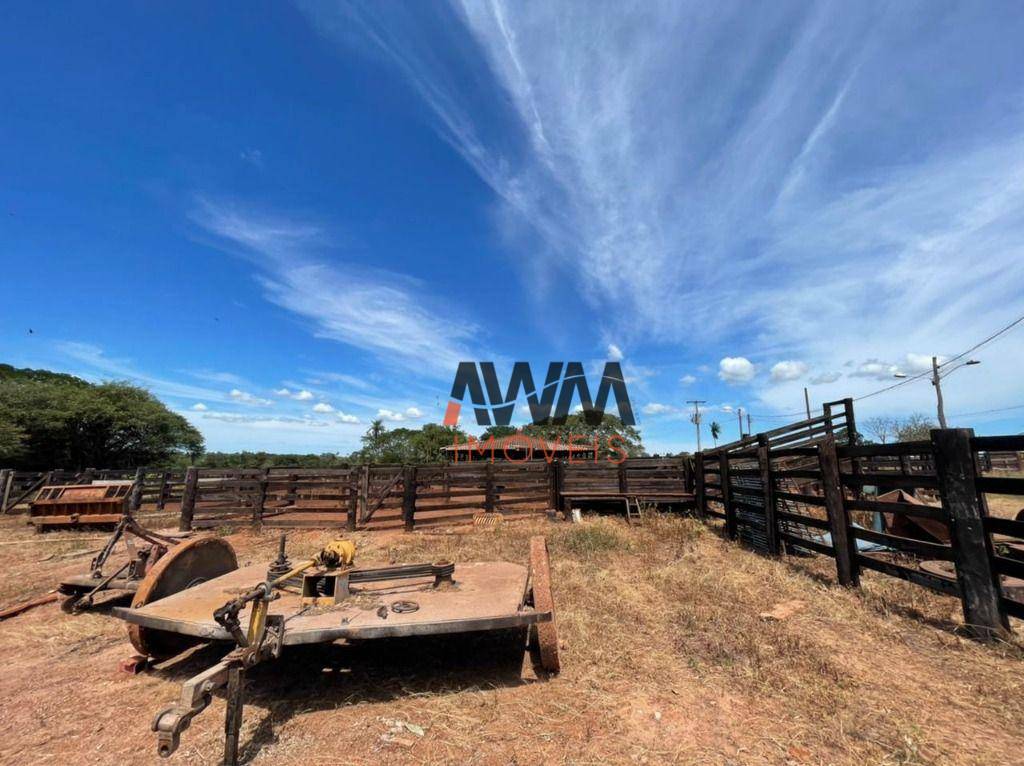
[948,403,1024,418]
[744,312,1024,420]
[853,310,1024,403]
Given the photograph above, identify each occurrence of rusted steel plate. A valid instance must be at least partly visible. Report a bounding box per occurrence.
[530,537,560,673]
[115,561,548,645]
[128,537,238,658]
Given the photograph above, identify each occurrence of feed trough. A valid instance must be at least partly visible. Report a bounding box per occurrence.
[29,481,131,530]
[111,534,559,764]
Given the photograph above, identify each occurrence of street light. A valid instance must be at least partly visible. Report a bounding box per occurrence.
[892,356,982,428]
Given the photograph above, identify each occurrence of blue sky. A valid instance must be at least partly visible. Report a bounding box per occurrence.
[2,1,1024,455]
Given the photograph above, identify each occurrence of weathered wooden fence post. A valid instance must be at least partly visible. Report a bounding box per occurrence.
[253,468,269,527]
[757,435,780,555]
[931,428,1011,641]
[179,466,199,532]
[554,460,566,516]
[0,469,12,514]
[719,452,737,539]
[485,461,495,513]
[346,469,358,531]
[818,436,859,586]
[156,471,169,510]
[693,453,705,520]
[129,466,146,513]
[358,465,370,523]
[402,465,418,532]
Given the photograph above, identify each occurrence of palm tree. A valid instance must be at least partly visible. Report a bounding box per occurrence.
[709,421,721,447]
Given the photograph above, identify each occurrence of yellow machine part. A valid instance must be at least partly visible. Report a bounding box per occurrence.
[318,538,356,567]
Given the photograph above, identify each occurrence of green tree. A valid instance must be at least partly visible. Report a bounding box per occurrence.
[518,414,645,459]
[0,367,204,469]
[481,424,517,441]
[709,421,721,447]
[895,413,937,442]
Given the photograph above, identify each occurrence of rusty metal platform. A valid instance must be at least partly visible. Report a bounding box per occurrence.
[114,560,544,645]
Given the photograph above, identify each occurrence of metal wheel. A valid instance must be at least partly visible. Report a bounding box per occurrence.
[529,536,560,674]
[128,536,238,660]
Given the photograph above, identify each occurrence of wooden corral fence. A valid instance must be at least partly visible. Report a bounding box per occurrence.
[694,398,1024,640]
[169,458,691,532]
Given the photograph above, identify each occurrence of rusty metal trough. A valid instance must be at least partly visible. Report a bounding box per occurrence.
[29,481,131,530]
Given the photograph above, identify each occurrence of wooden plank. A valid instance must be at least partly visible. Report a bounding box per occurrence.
[778,531,834,556]
[972,435,1024,452]
[720,453,736,540]
[983,516,1024,537]
[775,510,830,531]
[178,467,199,532]
[856,555,960,597]
[976,476,1024,495]
[840,473,939,490]
[774,491,826,506]
[932,428,1011,640]
[851,527,954,560]
[819,436,858,586]
[838,441,933,458]
[402,466,417,531]
[693,452,705,520]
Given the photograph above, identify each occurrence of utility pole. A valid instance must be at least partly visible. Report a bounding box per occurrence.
[803,387,811,420]
[932,355,947,429]
[746,412,752,435]
[687,400,705,452]
[736,408,744,437]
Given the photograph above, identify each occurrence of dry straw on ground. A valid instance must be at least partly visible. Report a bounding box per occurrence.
[0,512,1022,765]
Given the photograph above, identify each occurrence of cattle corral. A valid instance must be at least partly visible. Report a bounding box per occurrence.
[3,399,1024,764]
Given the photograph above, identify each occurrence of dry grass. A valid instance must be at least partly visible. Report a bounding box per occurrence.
[0,512,1023,765]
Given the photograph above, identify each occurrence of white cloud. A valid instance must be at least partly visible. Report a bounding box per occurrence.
[312,371,374,391]
[229,388,272,406]
[192,199,480,378]
[769,360,808,383]
[336,411,360,424]
[607,343,624,361]
[240,148,264,167]
[188,369,246,385]
[904,353,945,373]
[809,371,842,385]
[718,357,756,384]
[294,390,315,401]
[305,3,1024,425]
[679,374,697,385]
[312,402,335,413]
[191,402,208,411]
[642,403,675,415]
[54,342,230,403]
[377,408,406,422]
[274,388,292,397]
[848,359,899,381]
[405,406,423,418]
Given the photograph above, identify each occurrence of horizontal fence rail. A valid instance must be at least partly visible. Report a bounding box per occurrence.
[693,401,1022,641]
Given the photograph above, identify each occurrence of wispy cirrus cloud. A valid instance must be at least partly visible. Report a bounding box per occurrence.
[191,198,480,378]
[300,1,1024,419]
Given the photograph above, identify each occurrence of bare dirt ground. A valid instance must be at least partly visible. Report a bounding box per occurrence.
[1,511,1023,766]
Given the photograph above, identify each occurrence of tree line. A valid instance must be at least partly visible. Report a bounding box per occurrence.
[1,364,649,470]
[0,365,203,469]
